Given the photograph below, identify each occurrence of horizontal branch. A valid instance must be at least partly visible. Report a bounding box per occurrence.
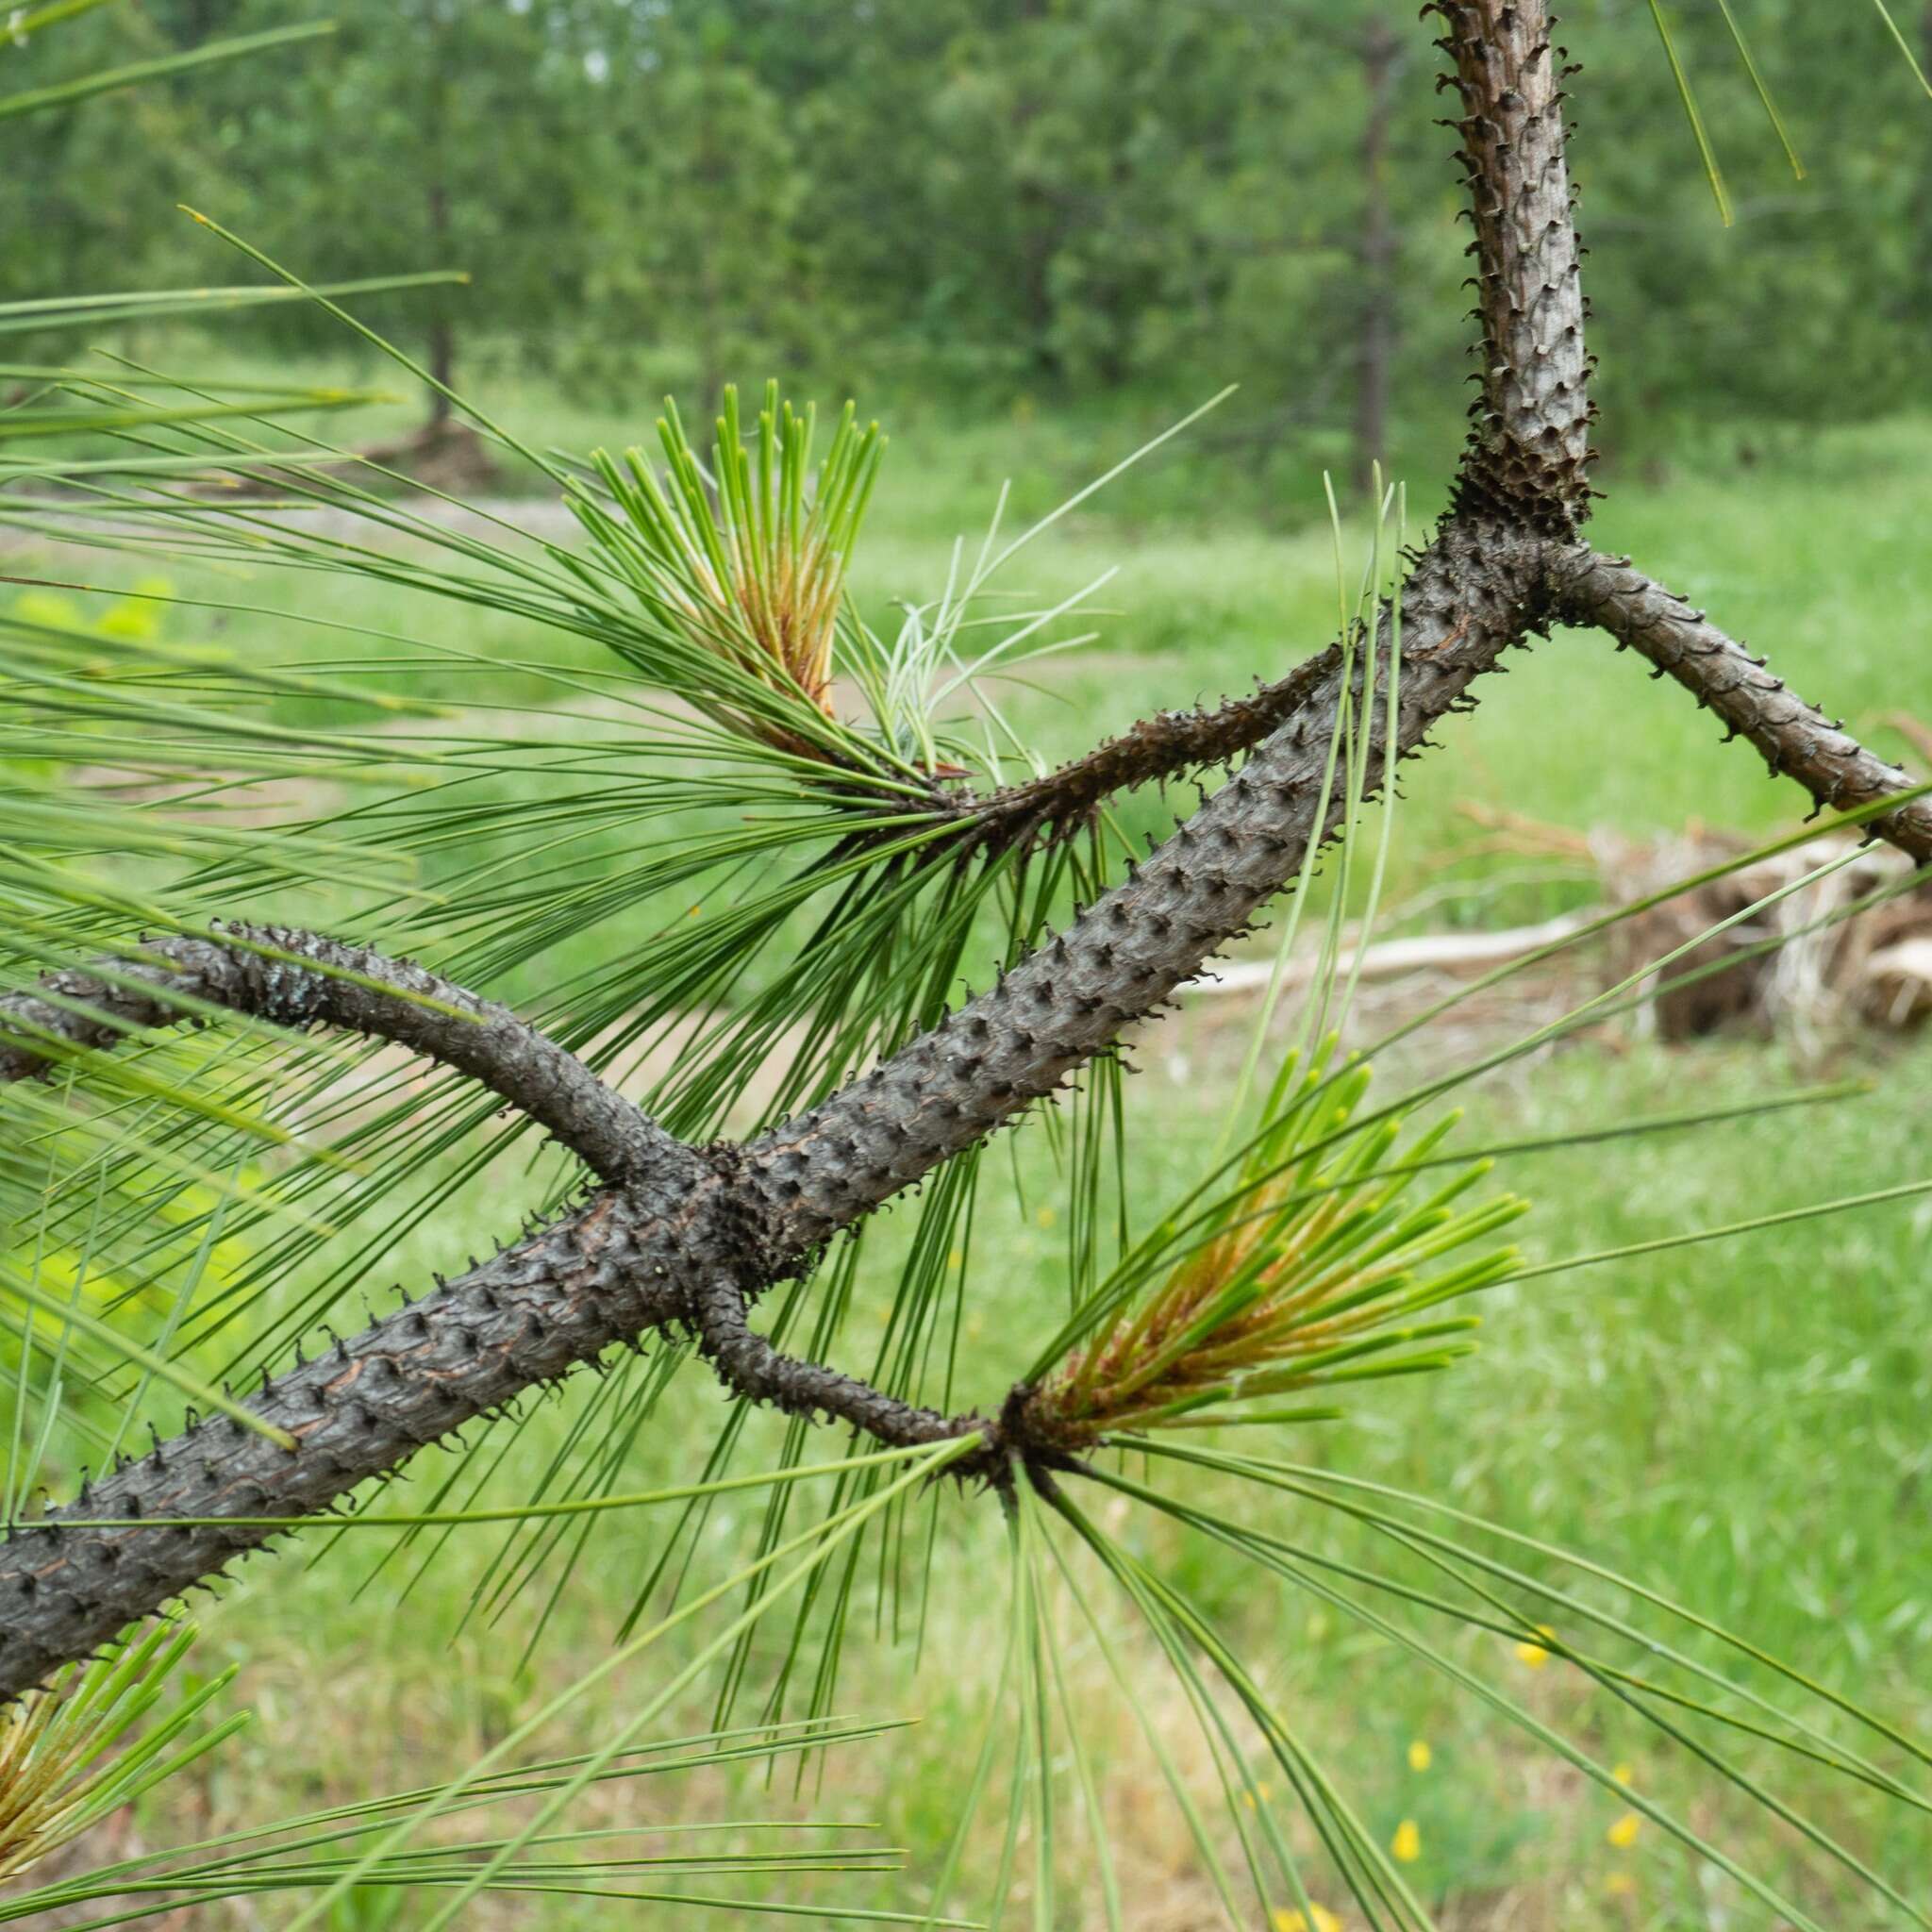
[0,924,685,1187]
[0,1190,690,1698]
[1553,547,1932,863]
[952,648,1341,846]
[687,1276,966,1452]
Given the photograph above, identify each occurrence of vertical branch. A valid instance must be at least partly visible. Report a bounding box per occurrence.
[1434,0,1595,525]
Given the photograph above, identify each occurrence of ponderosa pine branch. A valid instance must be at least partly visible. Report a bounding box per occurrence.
[946,649,1342,847]
[0,1188,696,1697]
[1432,0,1594,526]
[0,507,1554,1697]
[687,1275,969,1454]
[742,521,1553,1255]
[12,0,1907,1693]
[0,924,690,1188]
[1553,548,1932,861]
[0,0,1583,1694]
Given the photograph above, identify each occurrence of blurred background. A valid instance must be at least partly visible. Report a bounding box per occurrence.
[8,0,1931,509]
[7,5,1932,1926]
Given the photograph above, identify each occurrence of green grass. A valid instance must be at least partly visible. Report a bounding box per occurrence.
[5,372,1932,1925]
[17,356,1930,906]
[72,1028,1924,1930]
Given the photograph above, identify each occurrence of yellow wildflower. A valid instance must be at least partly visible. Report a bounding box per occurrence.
[1515,1623,1556,1667]
[1035,1204,1058,1229]
[1391,1818,1422,1863]
[1611,1761,1634,1785]
[1274,1908,1341,1932]
[1407,1739,1432,1773]
[1607,1811,1641,1849]
[1604,1872,1638,1896]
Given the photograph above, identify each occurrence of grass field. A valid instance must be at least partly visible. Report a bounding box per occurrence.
[7,371,1932,1927]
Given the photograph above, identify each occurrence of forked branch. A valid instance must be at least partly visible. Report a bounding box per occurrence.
[0,514,1546,1695]
[0,0,1918,1695]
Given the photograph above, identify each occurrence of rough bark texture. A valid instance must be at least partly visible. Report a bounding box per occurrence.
[1552,548,1932,861]
[0,925,688,1187]
[744,520,1552,1254]
[688,1275,966,1451]
[0,1191,690,1695]
[3,0,1912,1693]
[954,648,1342,847]
[1435,0,1594,525]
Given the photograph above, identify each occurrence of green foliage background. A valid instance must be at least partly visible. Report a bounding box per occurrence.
[8,0,1931,485]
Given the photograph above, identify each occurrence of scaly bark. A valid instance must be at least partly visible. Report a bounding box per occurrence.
[951,647,1341,848]
[0,925,689,1188]
[744,519,1552,1253]
[1552,549,1932,860]
[687,1275,967,1452]
[11,1,1914,1691]
[0,1191,695,1698]
[1434,0,1594,525]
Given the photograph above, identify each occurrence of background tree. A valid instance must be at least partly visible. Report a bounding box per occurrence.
[134,0,602,417]
[19,0,1931,497]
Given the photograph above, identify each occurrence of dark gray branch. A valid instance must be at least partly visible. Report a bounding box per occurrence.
[948,648,1341,848]
[1553,548,1932,863]
[0,1189,691,1697]
[0,924,683,1188]
[0,0,1608,1692]
[740,518,1555,1252]
[1432,0,1595,526]
[687,1276,967,1452]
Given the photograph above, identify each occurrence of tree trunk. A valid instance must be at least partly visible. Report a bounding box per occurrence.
[1351,21,1400,498]
[425,178,454,427]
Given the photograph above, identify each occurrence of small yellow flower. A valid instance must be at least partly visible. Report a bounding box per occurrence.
[1515,1623,1556,1667]
[1607,1810,1641,1850]
[1611,1761,1634,1786]
[1035,1205,1058,1229]
[1391,1818,1422,1863]
[1407,1739,1432,1773]
[1604,1872,1638,1897]
[1241,1780,1275,1808]
[947,1248,964,1270]
[1274,1908,1341,1932]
